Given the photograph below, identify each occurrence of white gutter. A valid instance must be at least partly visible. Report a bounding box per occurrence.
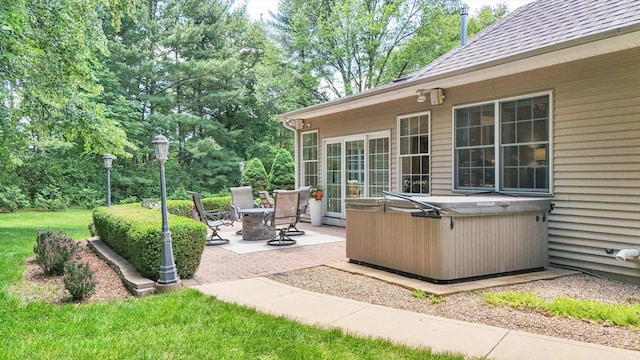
[277,26,640,122]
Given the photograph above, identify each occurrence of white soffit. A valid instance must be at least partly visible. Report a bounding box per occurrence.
[278,30,640,122]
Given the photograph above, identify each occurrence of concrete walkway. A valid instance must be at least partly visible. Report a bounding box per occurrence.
[193,277,640,360]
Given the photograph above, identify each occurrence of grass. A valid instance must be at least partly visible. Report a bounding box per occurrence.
[0,209,468,359]
[484,291,640,328]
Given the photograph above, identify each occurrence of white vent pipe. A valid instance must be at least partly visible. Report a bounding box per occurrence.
[615,248,640,262]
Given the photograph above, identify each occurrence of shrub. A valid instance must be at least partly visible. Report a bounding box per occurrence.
[118,196,140,205]
[0,185,31,212]
[70,187,103,209]
[92,205,208,280]
[63,260,97,301]
[166,197,232,218]
[33,185,69,211]
[34,229,81,275]
[169,186,190,200]
[242,158,269,197]
[267,148,295,192]
[166,200,194,218]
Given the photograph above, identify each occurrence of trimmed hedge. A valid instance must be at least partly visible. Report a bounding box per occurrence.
[92,204,208,280]
[167,196,232,218]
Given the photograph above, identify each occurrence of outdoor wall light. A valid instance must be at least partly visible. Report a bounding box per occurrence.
[416,89,427,103]
[151,134,182,292]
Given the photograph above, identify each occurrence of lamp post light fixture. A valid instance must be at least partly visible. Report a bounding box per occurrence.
[103,154,115,206]
[238,161,245,186]
[151,134,182,292]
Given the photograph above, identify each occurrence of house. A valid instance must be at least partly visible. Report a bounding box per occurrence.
[276,0,640,284]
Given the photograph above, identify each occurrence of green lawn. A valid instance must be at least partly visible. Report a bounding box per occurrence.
[0,209,469,359]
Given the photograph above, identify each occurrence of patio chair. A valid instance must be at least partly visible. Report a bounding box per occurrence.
[188,191,232,246]
[230,186,259,234]
[265,189,300,246]
[285,185,312,236]
[258,190,274,208]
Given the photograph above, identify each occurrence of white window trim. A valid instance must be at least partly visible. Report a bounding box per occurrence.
[451,91,554,195]
[396,111,431,195]
[301,130,319,188]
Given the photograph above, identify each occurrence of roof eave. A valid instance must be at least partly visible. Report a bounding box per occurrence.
[277,25,640,122]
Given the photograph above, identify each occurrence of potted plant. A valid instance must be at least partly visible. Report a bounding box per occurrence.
[309,186,323,226]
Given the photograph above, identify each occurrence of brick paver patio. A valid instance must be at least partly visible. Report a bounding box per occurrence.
[183,222,347,285]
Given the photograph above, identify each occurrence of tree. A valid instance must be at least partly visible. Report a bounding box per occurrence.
[269,0,507,99]
[0,0,134,169]
[101,0,280,196]
[268,148,295,191]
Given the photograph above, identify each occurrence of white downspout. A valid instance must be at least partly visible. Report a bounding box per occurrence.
[282,118,300,189]
[615,248,640,262]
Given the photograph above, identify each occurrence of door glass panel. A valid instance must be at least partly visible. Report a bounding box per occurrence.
[346,139,365,198]
[325,142,342,214]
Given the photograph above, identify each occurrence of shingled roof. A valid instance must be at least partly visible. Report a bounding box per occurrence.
[413,0,640,79]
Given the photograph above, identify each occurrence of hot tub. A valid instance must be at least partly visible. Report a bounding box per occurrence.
[345,193,552,283]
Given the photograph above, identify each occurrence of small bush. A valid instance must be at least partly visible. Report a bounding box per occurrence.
[0,185,31,212]
[243,158,269,196]
[33,185,69,211]
[267,148,295,192]
[34,229,81,275]
[70,188,103,209]
[64,261,97,301]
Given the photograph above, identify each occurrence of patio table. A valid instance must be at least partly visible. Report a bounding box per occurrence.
[238,208,274,241]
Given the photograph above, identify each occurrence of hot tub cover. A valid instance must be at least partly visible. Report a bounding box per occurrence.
[346,194,551,216]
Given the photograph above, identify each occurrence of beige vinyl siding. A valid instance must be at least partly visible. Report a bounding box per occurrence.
[433,48,638,281]
[437,47,639,282]
[302,46,640,283]
[429,106,454,194]
[549,47,639,281]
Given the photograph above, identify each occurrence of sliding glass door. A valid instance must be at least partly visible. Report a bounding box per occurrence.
[324,131,389,219]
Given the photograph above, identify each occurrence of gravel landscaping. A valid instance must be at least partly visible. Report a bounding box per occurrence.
[267,266,640,351]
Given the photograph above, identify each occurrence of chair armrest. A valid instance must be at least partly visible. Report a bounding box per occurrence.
[205,209,232,225]
[229,204,240,220]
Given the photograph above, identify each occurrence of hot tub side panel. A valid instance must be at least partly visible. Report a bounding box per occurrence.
[346,209,446,279]
[346,208,549,281]
[441,213,549,280]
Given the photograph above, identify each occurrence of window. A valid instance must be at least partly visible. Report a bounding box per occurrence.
[398,112,430,194]
[301,131,318,188]
[454,93,551,193]
[368,137,389,197]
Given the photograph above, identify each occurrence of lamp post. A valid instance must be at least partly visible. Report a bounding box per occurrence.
[238,161,245,186]
[151,134,182,292]
[103,154,114,206]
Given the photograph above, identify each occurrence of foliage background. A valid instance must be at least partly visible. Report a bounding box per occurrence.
[0,0,505,211]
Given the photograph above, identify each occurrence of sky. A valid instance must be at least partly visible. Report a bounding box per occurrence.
[239,0,536,21]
